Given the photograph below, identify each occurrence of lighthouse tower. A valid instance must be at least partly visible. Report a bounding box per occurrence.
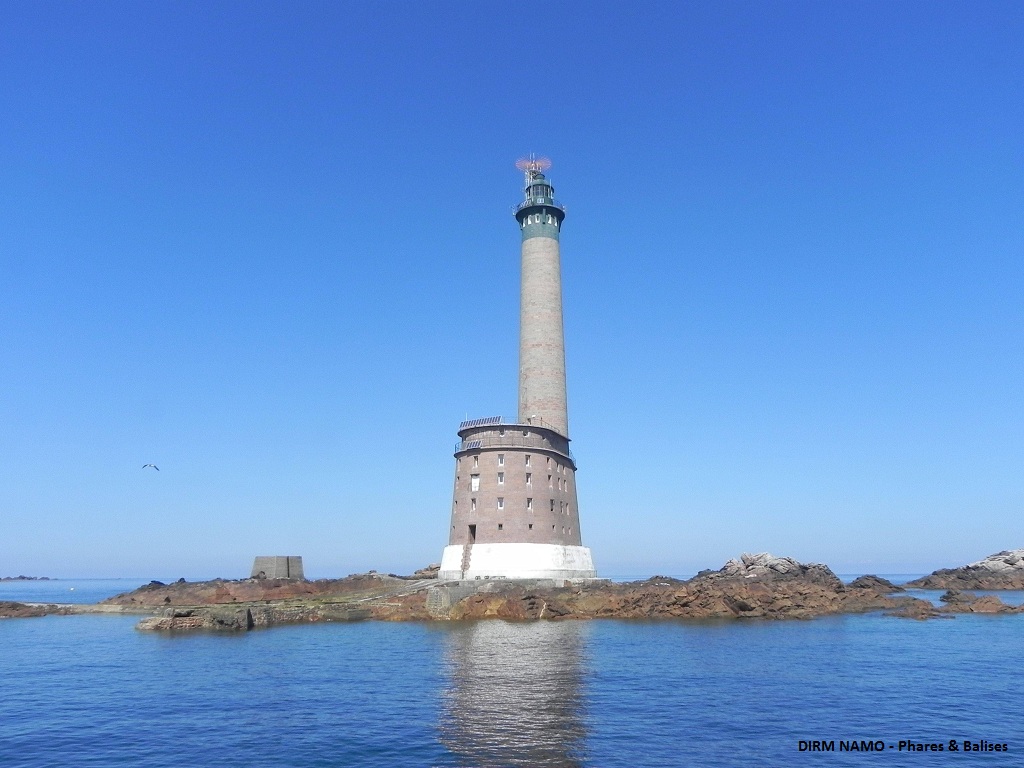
[438,158,597,581]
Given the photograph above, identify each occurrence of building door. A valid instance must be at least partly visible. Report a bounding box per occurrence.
[468,524,476,544]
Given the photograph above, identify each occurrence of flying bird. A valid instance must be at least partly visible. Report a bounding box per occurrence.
[142,464,160,471]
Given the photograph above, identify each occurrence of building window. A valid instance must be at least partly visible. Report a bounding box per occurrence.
[525,455,531,466]
[528,524,533,530]
[547,457,551,468]
[527,498,533,511]
[471,498,476,512]
[497,524,503,530]
[473,456,479,468]
[499,428,505,436]
[498,454,504,466]
[471,474,480,492]
[497,497,504,510]
[498,472,504,485]
[526,472,532,485]
[457,458,461,468]
[548,475,553,487]
[550,499,555,511]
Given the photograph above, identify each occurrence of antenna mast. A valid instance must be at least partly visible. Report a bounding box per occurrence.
[515,154,552,190]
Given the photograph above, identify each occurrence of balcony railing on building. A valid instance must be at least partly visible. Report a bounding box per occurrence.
[455,434,574,462]
[514,197,564,214]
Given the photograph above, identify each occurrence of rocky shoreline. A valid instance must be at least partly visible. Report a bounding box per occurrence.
[905,550,1024,590]
[4,551,1022,631]
[0,601,70,618]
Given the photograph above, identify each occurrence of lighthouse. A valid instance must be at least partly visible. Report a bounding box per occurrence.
[438,158,597,581]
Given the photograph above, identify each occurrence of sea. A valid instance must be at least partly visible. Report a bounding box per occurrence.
[2,577,1022,768]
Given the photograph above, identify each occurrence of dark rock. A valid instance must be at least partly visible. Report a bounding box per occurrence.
[410,563,441,579]
[207,608,253,631]
[0,601,71,618]
[938,591,1018,614]
[848,575,903,592]
[0,601,49,618]
[103,573,403,608]
[885,601,948,620]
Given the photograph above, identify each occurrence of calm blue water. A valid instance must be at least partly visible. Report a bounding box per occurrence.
[2,609,1022,767]
[0,579,153,605]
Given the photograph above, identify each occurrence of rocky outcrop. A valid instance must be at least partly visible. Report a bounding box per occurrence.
[386,564,441,580]
[885,588,1023,619]
[714,553,843,589]
[70,551,1024,632]
[103,573,418,608]
[0,601,70,618]
[884,601,948,620]
[127,573,431,631]
[906,550,1024,589]
[410,564,440,579]
[135,603,375,632]
[848,575,903,592]
[1,601,49,618]
[400,554,922,622]
[938,590,1022,614]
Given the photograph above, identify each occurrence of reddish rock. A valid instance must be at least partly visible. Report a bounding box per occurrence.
[109,552,1024,632]
[103,573,408,608]
[0,601,71,618]
[433,557,925,622]
[0,601,48,618]
[938,590,1020,614]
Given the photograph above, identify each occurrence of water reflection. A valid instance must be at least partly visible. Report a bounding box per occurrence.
[438,620,589,767]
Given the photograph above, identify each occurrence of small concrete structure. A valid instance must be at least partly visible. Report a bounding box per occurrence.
[250,556,304,580]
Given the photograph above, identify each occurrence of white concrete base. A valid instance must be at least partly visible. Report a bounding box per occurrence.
[438,543,597,580]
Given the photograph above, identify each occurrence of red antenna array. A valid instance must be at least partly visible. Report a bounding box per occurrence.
[515,155,552,175]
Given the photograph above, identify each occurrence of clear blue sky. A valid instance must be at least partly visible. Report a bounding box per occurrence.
[1,2,1021,578]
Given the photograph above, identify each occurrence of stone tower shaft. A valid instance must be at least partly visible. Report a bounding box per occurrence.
[514,170,568,437]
